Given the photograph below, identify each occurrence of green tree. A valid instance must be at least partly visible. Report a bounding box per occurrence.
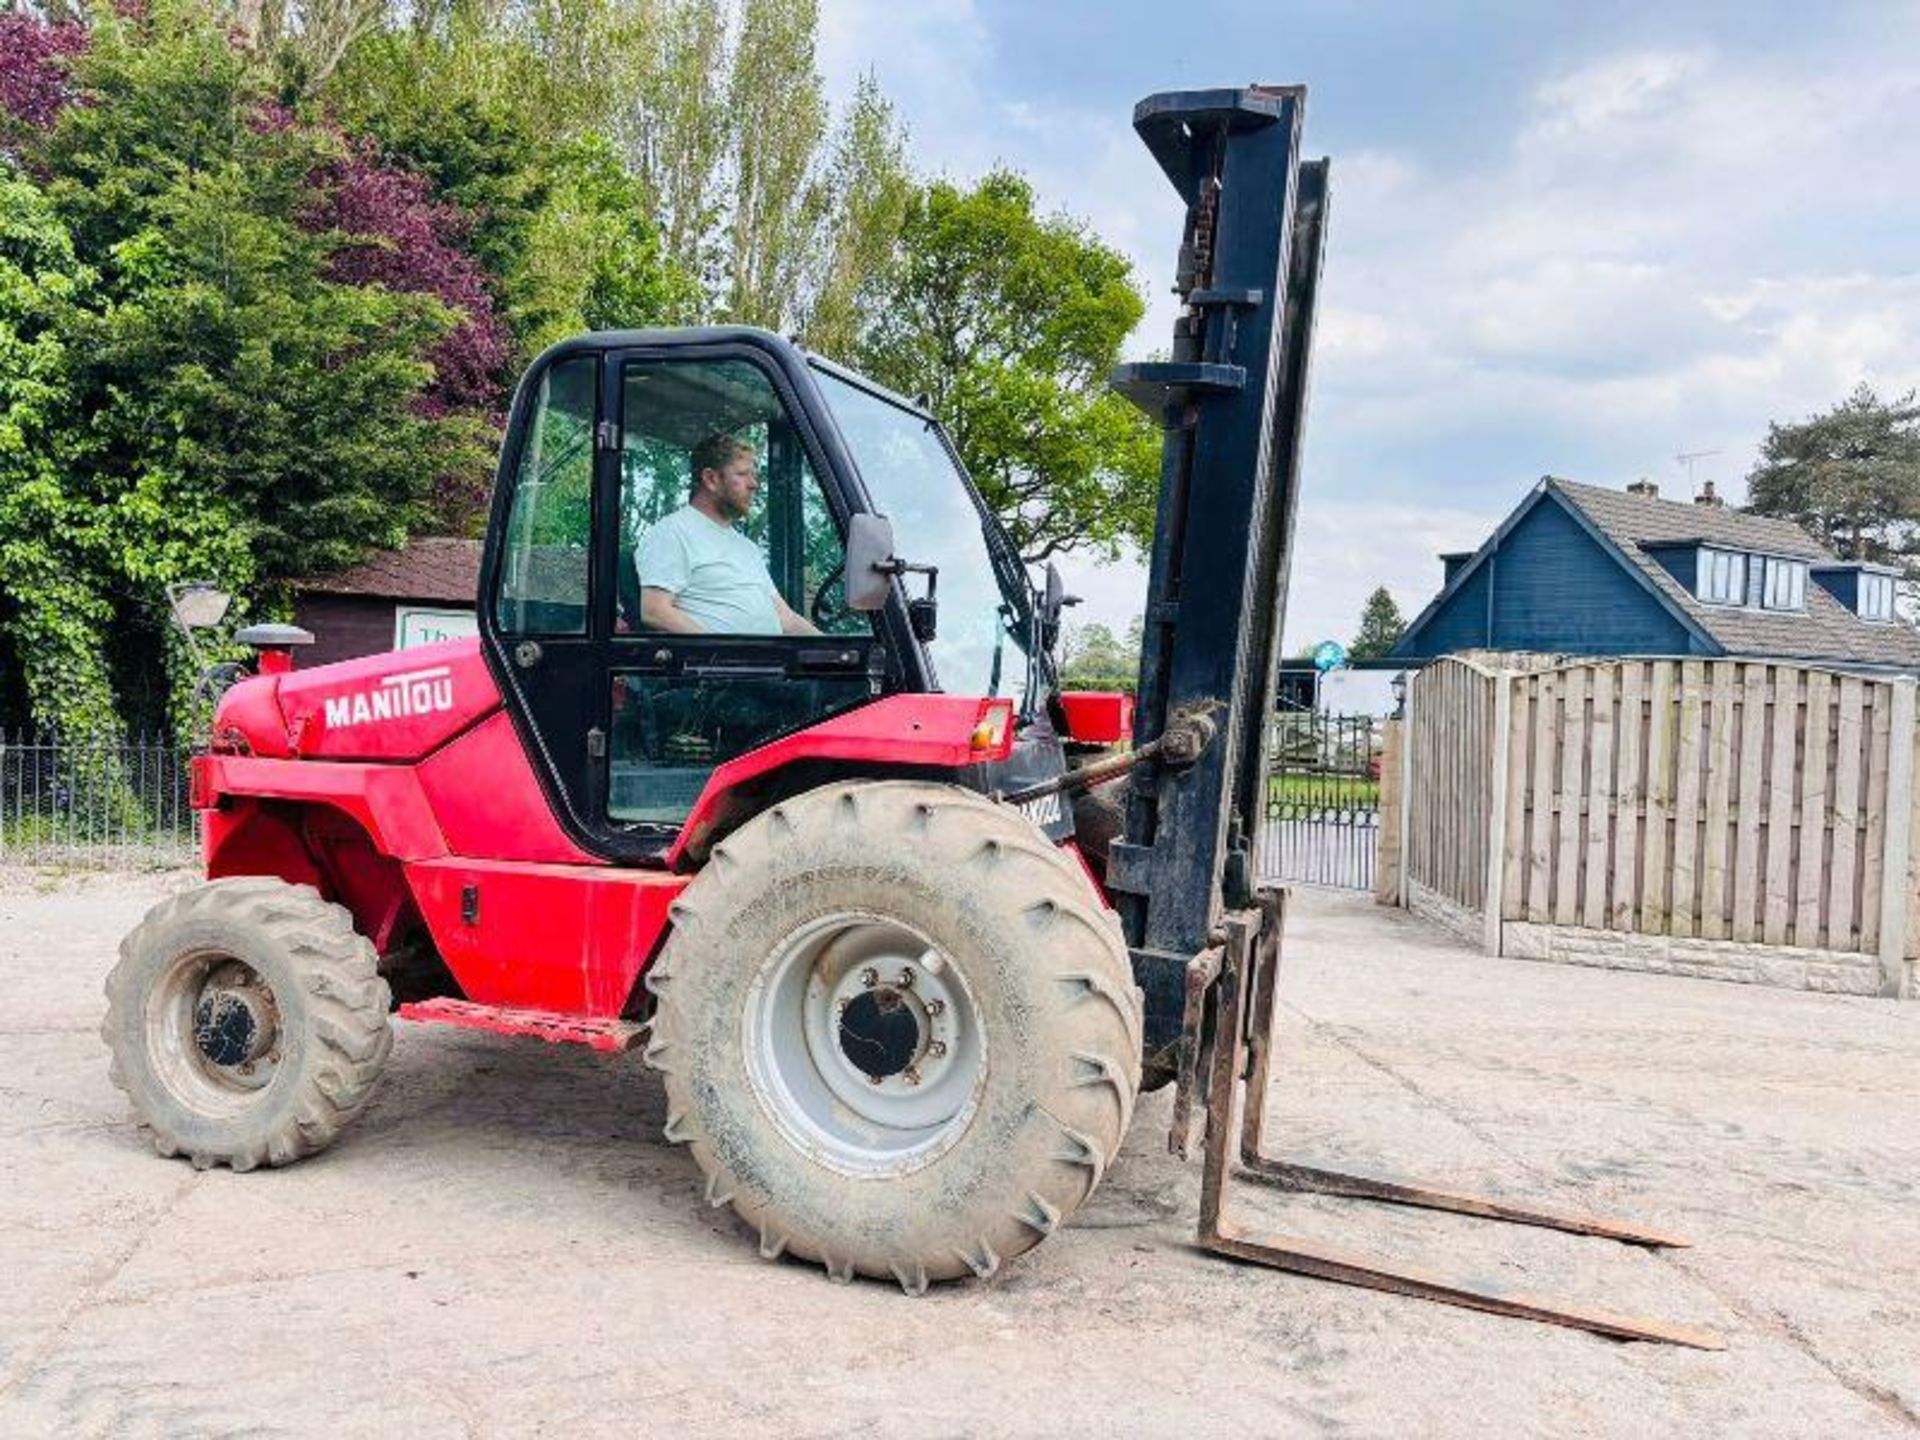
[1060,617,1144,692]
[325,20,697,358]
[0,169,119,741]
[859,170,1161,561]
[1746,383,1920,570]
[794,72,912,358]
[13,5,491,730]
[1348,587,1406,660]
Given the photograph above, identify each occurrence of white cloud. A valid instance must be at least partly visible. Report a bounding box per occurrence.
[816,10,1920,652]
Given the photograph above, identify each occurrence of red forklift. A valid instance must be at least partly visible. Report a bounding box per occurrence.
[104,85,1718,1346]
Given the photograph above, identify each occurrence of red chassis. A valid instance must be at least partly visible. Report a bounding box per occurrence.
[196,637,1032,1027]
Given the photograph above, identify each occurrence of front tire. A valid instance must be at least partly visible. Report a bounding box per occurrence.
[103,877,392,1171]
[644,780,1142,1292]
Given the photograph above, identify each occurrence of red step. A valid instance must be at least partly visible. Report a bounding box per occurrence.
[397,997,644,1053]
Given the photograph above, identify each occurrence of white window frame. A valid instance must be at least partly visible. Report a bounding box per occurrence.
[1697,547,1747,606]
[1761,557,1807,612]
[1859,571,1896,623]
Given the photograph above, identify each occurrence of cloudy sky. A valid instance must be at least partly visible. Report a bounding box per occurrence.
[814,0,1920,650]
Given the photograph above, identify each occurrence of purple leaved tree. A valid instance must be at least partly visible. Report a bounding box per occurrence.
[0,12,88,135]
[306,144,512,520]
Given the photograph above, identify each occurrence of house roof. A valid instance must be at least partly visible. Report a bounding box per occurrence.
[1396,477,1920,670]
[1546,478,1920,669]
[297,538,481,605]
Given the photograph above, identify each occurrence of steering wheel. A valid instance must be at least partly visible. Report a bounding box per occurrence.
[810,558,847,628]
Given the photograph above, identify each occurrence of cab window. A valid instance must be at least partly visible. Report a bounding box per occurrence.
[494,355,596,635]
[616,358,862,637]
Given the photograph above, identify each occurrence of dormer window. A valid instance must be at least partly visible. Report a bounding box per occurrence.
[1691,547,1808,610]
[1860,571,1896,622]
[1698,548,1746,604]
[1760,557,1807,611]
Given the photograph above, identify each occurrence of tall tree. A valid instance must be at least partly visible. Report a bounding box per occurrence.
[1746,383,1920,572]
[1348,587,1406,660]
[722,0,830,329]
[858,170,1161,561]
[796,72,911,359]
[622,0,732,298]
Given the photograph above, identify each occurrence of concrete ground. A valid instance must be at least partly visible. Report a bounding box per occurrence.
[1,867,1916,1439]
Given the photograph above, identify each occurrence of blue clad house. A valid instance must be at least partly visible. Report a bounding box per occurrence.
[1392,477,1920,672]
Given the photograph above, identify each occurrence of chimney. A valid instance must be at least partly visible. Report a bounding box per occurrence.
[1626,478,1659,499]
[1695,479,1724,508]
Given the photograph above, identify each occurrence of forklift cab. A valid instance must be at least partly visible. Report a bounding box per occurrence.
[480,328,1044,861]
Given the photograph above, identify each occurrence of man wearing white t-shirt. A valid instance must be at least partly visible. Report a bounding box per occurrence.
[636,433,820,636]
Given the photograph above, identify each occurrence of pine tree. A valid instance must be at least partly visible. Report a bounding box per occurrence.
[1349,587,1406,660]
[1746,383,1920,570]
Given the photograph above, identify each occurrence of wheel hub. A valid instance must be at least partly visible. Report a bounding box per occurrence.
[148,953,283,1103]
[744,912,987,1177]
[193,984,276,1067]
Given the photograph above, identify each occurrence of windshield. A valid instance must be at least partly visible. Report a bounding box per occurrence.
[810,365,1033,703]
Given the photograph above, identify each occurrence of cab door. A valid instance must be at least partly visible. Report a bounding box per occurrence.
[484,338,889,863]
[602,344,884,841]
[486,349,607,843]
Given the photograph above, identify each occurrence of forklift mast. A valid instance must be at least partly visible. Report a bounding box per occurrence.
[1105,87,1328,1056]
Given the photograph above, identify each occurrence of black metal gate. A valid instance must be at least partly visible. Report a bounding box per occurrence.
[1258,712,1381,890]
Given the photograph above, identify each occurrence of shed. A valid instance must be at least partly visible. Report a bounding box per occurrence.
[291,539,481,668]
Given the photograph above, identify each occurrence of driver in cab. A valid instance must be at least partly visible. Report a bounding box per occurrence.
[636,432,820,636]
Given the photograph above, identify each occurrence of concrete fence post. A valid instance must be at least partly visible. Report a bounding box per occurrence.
[1374,717,1403,906]
[1483,671,1514,957]
[1879,678,1916,999]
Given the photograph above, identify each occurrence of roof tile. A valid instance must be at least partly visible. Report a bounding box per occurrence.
[296,538,482,605]
[1549,479,1920,670]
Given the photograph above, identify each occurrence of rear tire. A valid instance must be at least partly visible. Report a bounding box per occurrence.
[103,877,392,1171]
[644,780,1142,1291]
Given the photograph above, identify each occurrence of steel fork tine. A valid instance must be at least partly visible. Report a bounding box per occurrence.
[1195,898,1723,1349]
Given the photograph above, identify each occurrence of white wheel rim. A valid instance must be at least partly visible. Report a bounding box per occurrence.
[742,911,987,1178]
[144,950,282,1115]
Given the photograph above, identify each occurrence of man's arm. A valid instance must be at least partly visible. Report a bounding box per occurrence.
[773,590,820,636]
[641,587,708,633]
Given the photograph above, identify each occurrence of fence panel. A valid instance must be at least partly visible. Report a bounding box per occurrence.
[1404,657,1494,911]
[0,732,198,867]
[1495,659,1899,956]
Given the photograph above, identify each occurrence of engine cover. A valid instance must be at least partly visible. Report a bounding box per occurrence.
[214,638,502,763]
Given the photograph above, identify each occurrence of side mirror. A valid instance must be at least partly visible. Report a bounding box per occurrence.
[845,513,896,612]
[1039,561,1080,649]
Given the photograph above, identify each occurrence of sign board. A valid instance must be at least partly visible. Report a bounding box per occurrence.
[395,606,478,650]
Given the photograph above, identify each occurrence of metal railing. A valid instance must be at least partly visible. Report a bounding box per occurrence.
[0,732,198,867]
[1260,711,1383,890]
[0,714,1385,881]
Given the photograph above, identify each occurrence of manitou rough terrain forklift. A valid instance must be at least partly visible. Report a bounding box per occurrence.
[105,85,1718,1346]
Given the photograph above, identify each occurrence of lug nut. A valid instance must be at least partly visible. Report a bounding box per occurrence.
[866,1072,883,1086]
[928,1040,947,1058]
[902,1067,921,1086]
[861,967,879,989]
[897,968,916,988]
[926,998,945,1017]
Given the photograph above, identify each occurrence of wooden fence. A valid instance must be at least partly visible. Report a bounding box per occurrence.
[1391,654,1918,998]
[1402,657,1495,920]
